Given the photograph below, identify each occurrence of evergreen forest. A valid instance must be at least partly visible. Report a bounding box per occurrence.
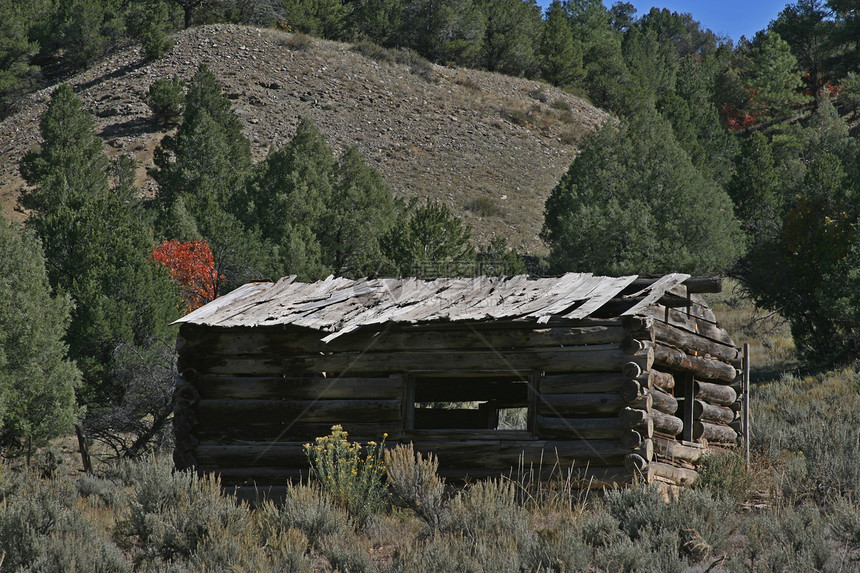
[2,1,860,570]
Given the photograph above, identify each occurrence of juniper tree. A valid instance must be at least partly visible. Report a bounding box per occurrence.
[542,107,743,276]
[0,220,80,449]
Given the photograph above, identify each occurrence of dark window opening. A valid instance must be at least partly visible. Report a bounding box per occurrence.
[411,375,531,431]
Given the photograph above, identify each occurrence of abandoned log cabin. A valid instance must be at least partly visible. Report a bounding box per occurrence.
[173,272,748,490]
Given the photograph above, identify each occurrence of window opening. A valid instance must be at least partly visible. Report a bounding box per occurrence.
[411,374,530,431]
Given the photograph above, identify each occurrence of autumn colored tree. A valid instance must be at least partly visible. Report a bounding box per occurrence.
[152,239,222,313]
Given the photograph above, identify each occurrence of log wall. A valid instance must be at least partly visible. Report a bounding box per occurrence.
[174,301,743,490]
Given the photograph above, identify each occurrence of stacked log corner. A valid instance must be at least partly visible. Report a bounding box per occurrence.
[622,298,743,487]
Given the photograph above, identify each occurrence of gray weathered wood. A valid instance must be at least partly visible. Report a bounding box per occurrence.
[537,393,625,416]
[653,344,738,383]
[694,380,737,406]
[183,346,649,376]
[193,375,403,400]
[540,373,629,394]
[653,438,702,464]
[178,324,630,355]
[647,461,698,486]
[195,399,402,424]
[693,400,735,424]
[693,421,738,443]
[536,416,625,439]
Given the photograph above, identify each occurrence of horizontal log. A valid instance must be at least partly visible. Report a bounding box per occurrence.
[651,409,684,436]
[639,307,733,346]
[647,461,698,486]
[653,344,738,383]
[693,421,738,443]
[620,379,645,403]
[651,321,739,363]
[193,422,402,442]
[414,378,529,402]
[618,407,649,429]
[537,393,625,417]
[540,373,629,394]
[653,438,702,464]
[694,381,737,406]
[400,429,533,441]
[625,453,648,473]
[649,386,679,415]
[650,370,675,391]
[177,323,629,354]
[620,428,653,449]
[182,346,652,376]
[536,416,625,439]
[633,439,653,461]
[195,398,402,424]
[194,443,308,467]
[693,400,735,424]
[628,393,653,410]
[411,439,634,467]
[617,407,682,436]
[192,375,402,400]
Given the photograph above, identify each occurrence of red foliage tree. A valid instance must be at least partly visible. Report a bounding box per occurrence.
[151,240,222,313]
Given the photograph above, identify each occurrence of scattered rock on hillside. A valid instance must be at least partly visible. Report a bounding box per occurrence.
[0,24,611,255]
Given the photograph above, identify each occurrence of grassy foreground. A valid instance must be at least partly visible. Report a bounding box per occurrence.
[2,286,859,572]
[2,366,859,572]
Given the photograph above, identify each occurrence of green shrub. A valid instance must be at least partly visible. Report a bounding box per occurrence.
[139,2,173,61]
[258,482,353,548]
[753,369,860,503]
[146,77,184,126]
[282,31,314,51]
[598,484,735,567]
[445,478,537,566]
[726,504,838,572]
[321,534,378,573]
[530,522,592,571]
[385,443,446,530]
[115,455,261,568]
[551,98,571,111]
[465,196,502,218]
[0,477,129,572]
[697,449,754,502]
[304,425,387,524]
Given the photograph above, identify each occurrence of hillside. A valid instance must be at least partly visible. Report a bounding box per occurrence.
[0,25,609,255]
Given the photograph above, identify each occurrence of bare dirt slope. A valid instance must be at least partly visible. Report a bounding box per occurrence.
[0,25,610,255]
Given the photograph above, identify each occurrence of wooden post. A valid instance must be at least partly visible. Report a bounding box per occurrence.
[527,371,540,436]
[402,374,415,431]
[75,424,92,474]
[743,343,751,469]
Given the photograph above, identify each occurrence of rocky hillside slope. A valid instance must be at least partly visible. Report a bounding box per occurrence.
[0,25,610,254]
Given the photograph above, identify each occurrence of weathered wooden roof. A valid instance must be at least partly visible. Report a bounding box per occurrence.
[175,272,695,341]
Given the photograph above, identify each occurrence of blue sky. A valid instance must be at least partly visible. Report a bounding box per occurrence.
[535,1,791,43]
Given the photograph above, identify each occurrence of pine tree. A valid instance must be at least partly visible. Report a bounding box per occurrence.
[245,118,335,280]
[0,4,40,115]
[539,0,583,87]
[18,83,181,411]
[542,108,743,275]
[746,31,810,121]
[478,0,541,76]
[322,146,397,276]
[0,220,80,449]
[384,199,476,277]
